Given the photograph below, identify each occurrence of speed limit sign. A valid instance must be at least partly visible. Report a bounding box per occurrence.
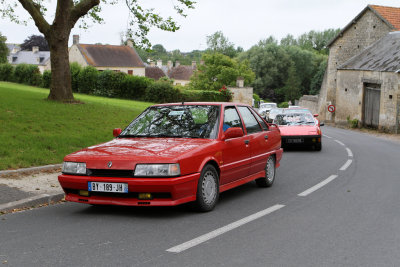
[328,104,336,113]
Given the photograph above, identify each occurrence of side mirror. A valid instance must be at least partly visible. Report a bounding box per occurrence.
[222,127,244,140]
[320,122,325,126]
[314,114,319,118]
[113,128,122,137]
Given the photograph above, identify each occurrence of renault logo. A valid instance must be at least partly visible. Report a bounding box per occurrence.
[107,161,112,168]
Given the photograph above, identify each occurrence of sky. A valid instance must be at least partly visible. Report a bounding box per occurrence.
[1,0,400,52]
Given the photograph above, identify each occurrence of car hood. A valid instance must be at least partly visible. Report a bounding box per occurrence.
[64,138,217,169]
[278,125,320,136]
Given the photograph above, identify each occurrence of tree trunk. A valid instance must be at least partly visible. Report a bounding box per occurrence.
[47,33,74,102]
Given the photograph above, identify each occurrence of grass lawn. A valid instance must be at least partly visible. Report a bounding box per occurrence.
[0,82,154,170]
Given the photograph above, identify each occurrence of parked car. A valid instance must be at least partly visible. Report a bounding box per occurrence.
[258,103,277,118]
[283,107,322,126]
[273,112,324,151]
[58,102,283,212]
[266,108,284,122]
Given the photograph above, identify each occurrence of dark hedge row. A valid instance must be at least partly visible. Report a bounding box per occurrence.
[0,63,230,103]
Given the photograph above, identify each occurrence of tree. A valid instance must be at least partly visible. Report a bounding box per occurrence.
[277,63,302,103]
[0,0,195,102]
[20,34,49,51]
[0,32,7,63]
[189,52,255,91]
[206,31,237,58]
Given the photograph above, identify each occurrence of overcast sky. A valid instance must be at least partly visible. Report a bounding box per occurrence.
[1,0,400,52]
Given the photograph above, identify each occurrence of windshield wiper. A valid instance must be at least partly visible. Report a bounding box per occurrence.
[118,134,148,138]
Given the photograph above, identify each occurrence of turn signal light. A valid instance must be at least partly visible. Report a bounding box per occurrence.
[138,193,152,200]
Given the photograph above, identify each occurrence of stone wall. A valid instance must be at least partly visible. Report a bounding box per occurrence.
[228,86,253,106]
[336,70,399,131]
[68,45,88,67]
[298,95,319,114]
[319,9,392,121]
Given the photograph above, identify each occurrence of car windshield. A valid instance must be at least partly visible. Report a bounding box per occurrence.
[274,113,315,126]
[284,108,311,114]
[120,105,220,139]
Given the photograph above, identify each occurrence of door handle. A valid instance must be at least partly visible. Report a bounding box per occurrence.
[264,135,269,140]
[244,140,250,145]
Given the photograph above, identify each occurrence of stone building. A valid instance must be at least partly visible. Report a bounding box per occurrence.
[228,77,253,106]
[300,5,400,133]
[7,44,51,73]
[69,35,145,76]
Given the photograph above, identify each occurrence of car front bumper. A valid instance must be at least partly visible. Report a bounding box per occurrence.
[281,135,321,146]
[58,173,200,206]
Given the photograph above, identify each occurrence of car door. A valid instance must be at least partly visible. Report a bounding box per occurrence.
[237,106,271,175]
[220,106,251,185]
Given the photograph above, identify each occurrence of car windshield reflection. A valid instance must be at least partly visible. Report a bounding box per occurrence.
[119,105,220,139]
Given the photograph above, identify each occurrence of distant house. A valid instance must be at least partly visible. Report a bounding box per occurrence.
[168,61,196,86]
[7,44,51,73]
[69,35,145,76]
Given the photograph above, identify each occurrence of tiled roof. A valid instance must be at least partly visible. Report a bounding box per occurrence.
[370,5,400,30]
[8,50,50,66]
[145,66,166,80]
[168,65,194,81]
[77,44,145,68]
[338,31,400,72]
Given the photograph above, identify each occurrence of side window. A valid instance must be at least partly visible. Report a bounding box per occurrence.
[223,106,243,132]
[252,109,269,130]
[238,106,262,134]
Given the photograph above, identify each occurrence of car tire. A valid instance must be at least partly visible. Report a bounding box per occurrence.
[194,164,219,212]
[315,143,322,151]
[256,156,276,188]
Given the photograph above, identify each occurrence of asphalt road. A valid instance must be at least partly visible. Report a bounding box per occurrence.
[1,126,400,266]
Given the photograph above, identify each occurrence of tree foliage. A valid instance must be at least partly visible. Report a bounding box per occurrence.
[20,35,49,51]
[0,32,7,64]
[206,31,239,58]
[190,52,255,91]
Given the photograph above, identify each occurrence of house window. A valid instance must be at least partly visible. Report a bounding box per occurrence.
[39,57,45,63]
[128,70,133,75]
[12,57,17,63]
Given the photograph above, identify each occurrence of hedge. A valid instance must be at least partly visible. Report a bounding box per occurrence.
[13,64,41,86]
[78,66,98,94]
[0,63,14,81]
[42,70,51,88]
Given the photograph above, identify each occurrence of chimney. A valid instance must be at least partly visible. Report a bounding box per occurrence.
[150,61,155,67]
[32,46,39,53]
[126,39,134,48]
[167,60,172,69]
[73,34,79,45]
[175,61,180,67]
[192,61,197,69]
[236,77,244,88]
[12,46,20,54]
[157,59,162,68]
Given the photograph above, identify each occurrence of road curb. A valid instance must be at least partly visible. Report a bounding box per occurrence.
[0,192,65,214]
[0,164,62,177]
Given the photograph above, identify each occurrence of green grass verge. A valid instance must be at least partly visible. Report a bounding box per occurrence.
[0,82,154,170]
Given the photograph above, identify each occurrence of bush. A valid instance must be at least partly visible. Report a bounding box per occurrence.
[346,116,359,128]
[145,80,180,103]
[253,93,261,107]
[278,102,289,108]
[94,70,125,98]
[41,70,51,88]
[120,74,153,100]
[13,64,41,86]
[177,89,229,102]
[70,62,82,92]
[78,66,98,94]
[0,63,14,81]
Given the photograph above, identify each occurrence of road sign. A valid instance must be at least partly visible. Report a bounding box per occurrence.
[328,104,336,113]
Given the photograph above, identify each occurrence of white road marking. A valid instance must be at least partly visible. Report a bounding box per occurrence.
[346,147,353,157]
[166,204,285,253]
[340,159,353,171]
[322,134,332,139]
[334,140,345,146]
[298,175,338,197]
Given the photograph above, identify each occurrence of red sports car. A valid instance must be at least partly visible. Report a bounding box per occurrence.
[58,102,283,211]
[273,112,324,151]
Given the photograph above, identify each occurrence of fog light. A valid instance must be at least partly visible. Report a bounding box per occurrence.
[138,193,152,200]
[79,190,89,197]
[312,138,316,142]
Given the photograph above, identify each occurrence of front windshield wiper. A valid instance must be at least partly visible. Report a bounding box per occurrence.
[118,134,148,138]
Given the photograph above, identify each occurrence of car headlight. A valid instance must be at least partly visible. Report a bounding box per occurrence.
[62,162,86,175]
[134,164,180,177]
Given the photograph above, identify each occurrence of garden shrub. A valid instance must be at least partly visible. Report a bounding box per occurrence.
[119,74,153,100]
[145,80,180,103]
[278,102,289,108]
[13,64,41,86]
[0,63,14,81]
[177,89,228,102]
[70,62,82,92]
[78,66,98,94]
[94,70,125,97]
[41,70,51,88]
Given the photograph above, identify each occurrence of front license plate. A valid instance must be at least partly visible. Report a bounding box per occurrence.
[287,138,304,144]
[88,182,128,193]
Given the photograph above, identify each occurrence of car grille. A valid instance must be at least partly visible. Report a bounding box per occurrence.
[87,169,134,178]
[65,189,171,199]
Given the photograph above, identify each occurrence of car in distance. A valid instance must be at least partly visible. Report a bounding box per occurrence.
[266,108,284,123]
[273,112,324,151]
[58,102,283,212]
[258,103,277,118]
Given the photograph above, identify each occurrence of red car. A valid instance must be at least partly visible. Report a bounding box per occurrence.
[273,112,324,151]
[58,102,283,211]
